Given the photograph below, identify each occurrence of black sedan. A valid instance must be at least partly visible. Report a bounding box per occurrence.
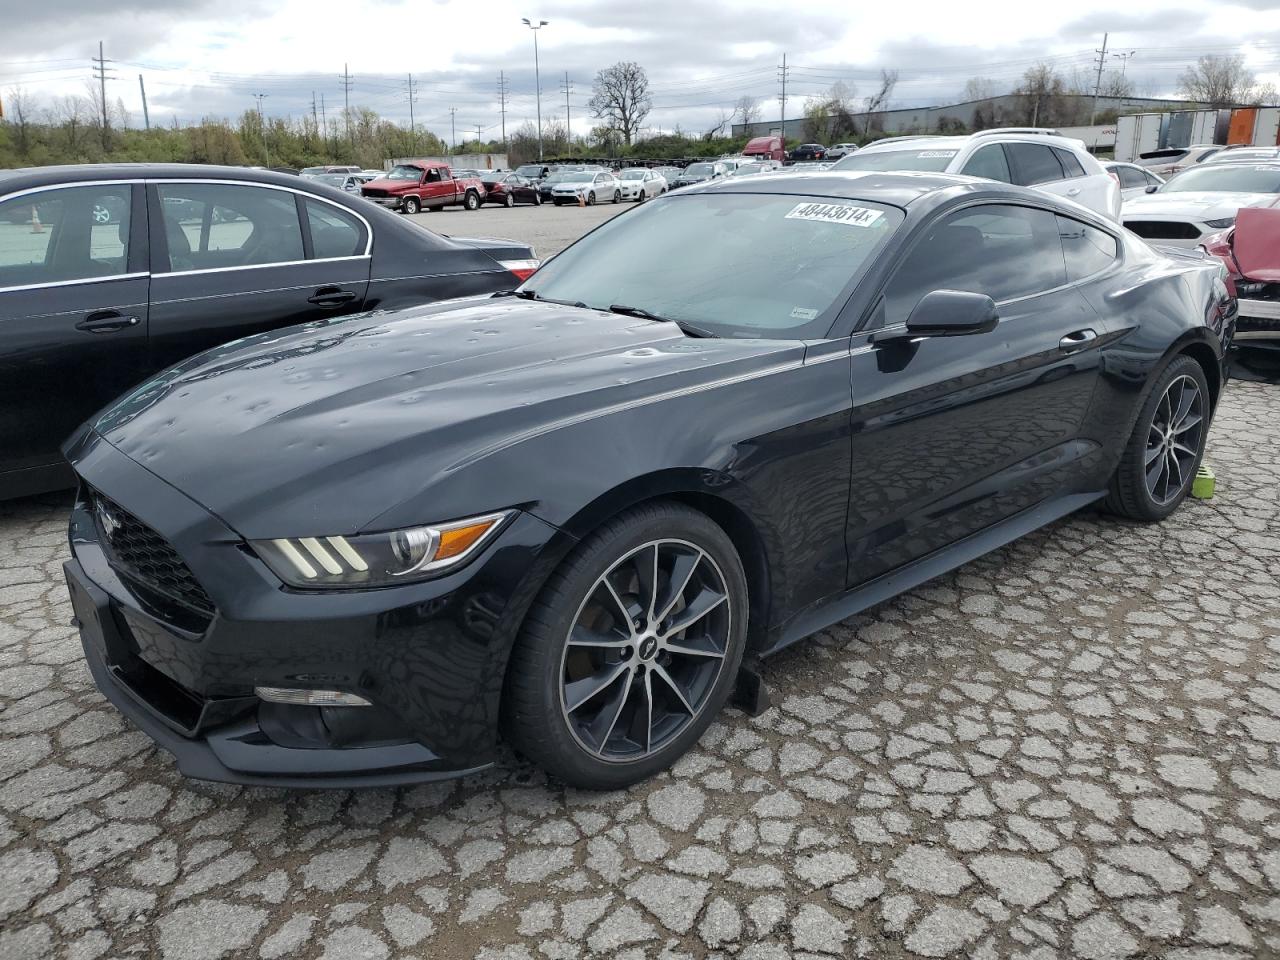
[480,172,543,207]
[0,164,538,499]
[789,143,828,162]
[63,172,1232,789]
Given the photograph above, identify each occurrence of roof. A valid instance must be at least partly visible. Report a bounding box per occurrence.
[0,162,317,193]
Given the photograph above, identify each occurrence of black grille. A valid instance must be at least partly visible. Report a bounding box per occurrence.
[362,188,389,199]
[1124,220,1202,240]
[93,493,215,621]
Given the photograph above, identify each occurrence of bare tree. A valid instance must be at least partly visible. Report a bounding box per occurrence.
[1014,63,1071,126]
[703,108,731,141]
[4,86,37,154]
[1178,54,1255,107]
[588,61,651,146]
[55,94,90,154]
[963,77,997,102]
[860,70,898,134]
[735,95,760,128]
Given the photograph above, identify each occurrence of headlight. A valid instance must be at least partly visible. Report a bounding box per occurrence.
[1204,217,1236,229]
[251,511,511,588]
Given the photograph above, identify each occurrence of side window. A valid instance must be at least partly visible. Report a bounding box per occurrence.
[1117,166,1147,189]
[0,185,131,289]
[960,144,1012,183]
[1006,143,1065,186]
[1058,215,1118,282]
[1144,171,1163,188]
[1053,147,1086,179]
[156,183,303,271]
[304,199,367,260]
[882,204,1067,326]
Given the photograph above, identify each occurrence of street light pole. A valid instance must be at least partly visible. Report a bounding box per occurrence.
[522,18,549,161]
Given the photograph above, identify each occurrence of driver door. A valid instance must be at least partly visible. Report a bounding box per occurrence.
[844,202,1106,585]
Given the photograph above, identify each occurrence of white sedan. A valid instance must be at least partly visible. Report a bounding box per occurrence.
[550,171,623,206]
[1121,162,1280,247]
[617,168,667,202]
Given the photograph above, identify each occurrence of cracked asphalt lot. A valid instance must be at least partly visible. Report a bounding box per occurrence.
[2,355,1279,955]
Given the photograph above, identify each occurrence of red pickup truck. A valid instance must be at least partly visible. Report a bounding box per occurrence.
[360,162,486,214]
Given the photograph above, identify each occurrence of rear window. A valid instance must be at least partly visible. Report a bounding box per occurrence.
[1163,165,1280,194]
[833,148,958,172]
[525,192,903,339]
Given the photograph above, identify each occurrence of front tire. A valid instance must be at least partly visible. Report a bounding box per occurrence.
[504,503,748,790]
[504,193,515,208]
[587,191,597,206]
[402,196,421,215]
[1103,354,1210,522]
[613,190,622,204]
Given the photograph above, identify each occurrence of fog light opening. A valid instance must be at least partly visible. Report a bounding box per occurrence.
[254,687,371,707]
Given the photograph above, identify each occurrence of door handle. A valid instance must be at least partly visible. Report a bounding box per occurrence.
[1059,328,1097,352]
[76,311,140,333]
[307,287,358,308]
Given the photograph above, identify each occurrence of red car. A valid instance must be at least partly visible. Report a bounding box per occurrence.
[1199,206,1280,347]
[360,162,485,213]
[480,172,543,207]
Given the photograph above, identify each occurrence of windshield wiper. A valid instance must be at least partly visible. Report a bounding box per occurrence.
[512,289,589,308]
[608,304,719,338]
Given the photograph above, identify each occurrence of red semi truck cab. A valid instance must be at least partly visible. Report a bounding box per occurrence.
[743,136,786,162]
[360,162,486,214]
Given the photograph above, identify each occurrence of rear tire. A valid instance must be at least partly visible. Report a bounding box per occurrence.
[402,196,421,215]
[464,191,481,211]
[504,502,748,790]
[1103,354,1210,522]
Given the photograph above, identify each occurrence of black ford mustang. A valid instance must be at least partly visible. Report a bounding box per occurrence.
[0,164,537,499]
[63,172,1233,789]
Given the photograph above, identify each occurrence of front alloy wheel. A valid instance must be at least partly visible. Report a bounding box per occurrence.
[504,503,748,788]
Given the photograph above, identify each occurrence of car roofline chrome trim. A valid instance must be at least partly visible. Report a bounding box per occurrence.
[151,177,374,257]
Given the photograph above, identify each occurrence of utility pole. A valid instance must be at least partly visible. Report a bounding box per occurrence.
[476,122,482,147]
[92,41,115,149]
[138,74,150,130]
[253,93,270,166]
[522,18,549,160]
[498,71,509,148]
[778,53,789,140]
[1089,33,1109,127]
[561,72,573,155]
[340,63,353,151]
[449,107,457,155]
[405,73,418,153]
[320,92,329,155]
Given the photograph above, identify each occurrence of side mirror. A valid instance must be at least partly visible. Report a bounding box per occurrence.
[871,290,999,344]
[1145,184,1159,194]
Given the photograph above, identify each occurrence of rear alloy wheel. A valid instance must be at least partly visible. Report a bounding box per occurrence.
[504,193,515,208]
[402,196,421,215]
[464,191,481,211]
[504,503,747,789]
[1104,355,1209,521]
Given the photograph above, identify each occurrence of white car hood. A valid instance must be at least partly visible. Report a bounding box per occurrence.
[1122,191,1279,220]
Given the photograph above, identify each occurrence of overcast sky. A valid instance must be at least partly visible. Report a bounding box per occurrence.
[5,0,1280,145]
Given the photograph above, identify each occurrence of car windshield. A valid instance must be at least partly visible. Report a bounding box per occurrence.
[525,192,902,339]
[543,173,574,184]
[481,174,505,184]
[386,165,423,181]
[685,164,714,176]
[515,165,544,177]
[315,174,347,186]
[300,167,328,176]
[834,147,959,172]
[620,170,648,180]
[730,165,764,176]
[1161,165,1280,194]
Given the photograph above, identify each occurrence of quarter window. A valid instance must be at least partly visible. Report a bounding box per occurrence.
[1058,215,1118,282]
[1053,147,1086,179]
[0,185,132,289]
[882,204,1067,326]
[1007,143,1066,186]
[305,199,367,260]
[157,183,304,271]
[1116,166,1147,189]
[961,145,1012,183]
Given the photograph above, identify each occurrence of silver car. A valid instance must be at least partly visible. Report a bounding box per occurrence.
[550,171,622,206]
[617,168,667,202]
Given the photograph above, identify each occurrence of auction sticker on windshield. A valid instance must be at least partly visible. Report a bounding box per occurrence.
[918,151,958,159]
[785,202,883,227]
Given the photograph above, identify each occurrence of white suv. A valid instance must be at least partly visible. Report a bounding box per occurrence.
[832,128,1121,220]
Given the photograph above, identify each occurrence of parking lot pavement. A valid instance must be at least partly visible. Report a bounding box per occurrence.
[406,200,629,259]
[4,386,1280,957]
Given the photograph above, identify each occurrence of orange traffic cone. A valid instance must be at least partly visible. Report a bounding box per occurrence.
[30,207,43,234]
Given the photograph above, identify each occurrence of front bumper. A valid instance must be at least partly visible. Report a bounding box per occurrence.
[365,195,403,210]
[64,434,563,787]
[1236,297,1280,339]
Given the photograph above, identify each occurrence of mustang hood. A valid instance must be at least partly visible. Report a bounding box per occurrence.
[1123,191,1279,221]
[87,298,796,537]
